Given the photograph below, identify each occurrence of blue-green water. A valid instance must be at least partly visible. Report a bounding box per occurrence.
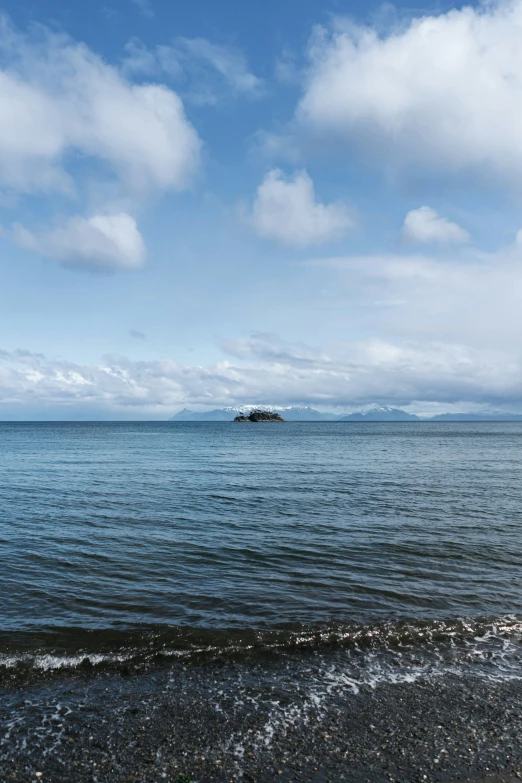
[2,421,522,780]
[1,421,521,668]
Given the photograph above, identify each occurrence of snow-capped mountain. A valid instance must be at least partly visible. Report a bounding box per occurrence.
[169,405,522,422]
[169,406,341,421]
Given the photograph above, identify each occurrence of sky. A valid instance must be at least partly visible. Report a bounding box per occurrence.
[2,0,522,419]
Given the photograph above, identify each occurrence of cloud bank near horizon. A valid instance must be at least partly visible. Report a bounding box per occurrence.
[1,329,522,419]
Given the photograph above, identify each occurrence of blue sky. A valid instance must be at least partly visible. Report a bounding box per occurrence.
[2,0,522,419]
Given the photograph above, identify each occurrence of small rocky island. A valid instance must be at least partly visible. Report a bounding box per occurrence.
[233,410,286,422]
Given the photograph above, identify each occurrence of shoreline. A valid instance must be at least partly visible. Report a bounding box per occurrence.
[1,652,521,783]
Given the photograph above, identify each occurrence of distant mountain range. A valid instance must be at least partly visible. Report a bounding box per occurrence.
[339,406,419,421]
[170,405,522,422]
[170,405,522,421]
[170,406,339,421]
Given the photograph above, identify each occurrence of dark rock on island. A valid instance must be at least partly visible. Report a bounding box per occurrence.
[234,409,285,422]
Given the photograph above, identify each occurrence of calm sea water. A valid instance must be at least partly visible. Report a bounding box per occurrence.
[1,421,521,669]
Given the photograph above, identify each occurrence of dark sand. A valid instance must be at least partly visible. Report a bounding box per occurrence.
[1,653,522,783]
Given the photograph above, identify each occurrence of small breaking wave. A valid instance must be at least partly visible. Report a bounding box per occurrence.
[0,615,521,683]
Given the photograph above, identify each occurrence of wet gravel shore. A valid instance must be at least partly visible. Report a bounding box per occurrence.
[1,656,521,783]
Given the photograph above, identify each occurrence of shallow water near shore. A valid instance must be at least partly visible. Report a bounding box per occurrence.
[1,421,522,780]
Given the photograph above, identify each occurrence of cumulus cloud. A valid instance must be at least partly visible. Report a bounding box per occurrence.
[0,16,201,270]
[13,213,146,270]
[403,206,470,245]
[250,169,355,247]
[295,1,522,184]
[0,18,200,196]
[123,36,263,103]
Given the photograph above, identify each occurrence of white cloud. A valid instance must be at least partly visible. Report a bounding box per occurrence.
[1,331,522,418]
[0,17,200,196]
[131,0,154,18]
[250,169,355,247]
[122,38,164,78]
[220,334,522,408]
[275,50,300,85]
[403,206,470,245]
[312,232,522,351]
[176,37,264,97]
[123,36,263,103]
[296,1,522,184]
[6,222,522,411]
[13,213,146,270]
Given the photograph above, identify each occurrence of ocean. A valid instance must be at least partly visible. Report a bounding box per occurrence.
[1,421,521,782]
